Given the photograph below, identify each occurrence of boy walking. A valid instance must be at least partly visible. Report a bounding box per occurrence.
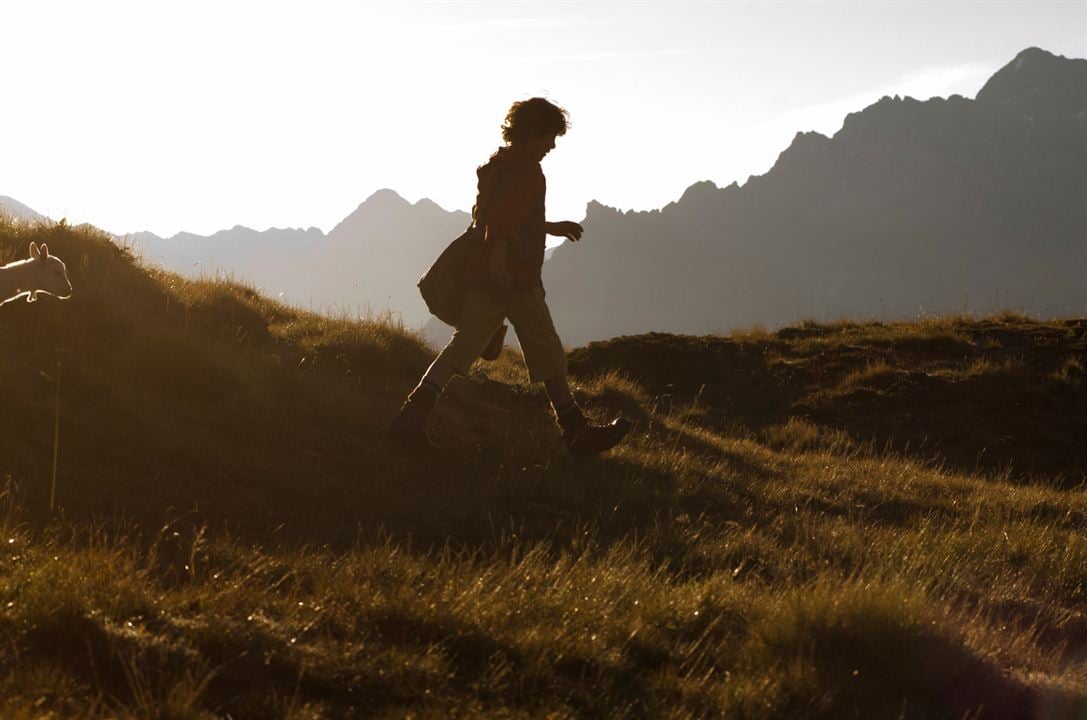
[388,98,630,459]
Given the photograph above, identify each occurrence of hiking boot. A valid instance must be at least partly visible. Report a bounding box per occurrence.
[564,417,632,460]
[555,402,631,460]
[386,384,440,451]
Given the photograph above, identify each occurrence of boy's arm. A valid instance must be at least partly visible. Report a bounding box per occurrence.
[545,220,584,242]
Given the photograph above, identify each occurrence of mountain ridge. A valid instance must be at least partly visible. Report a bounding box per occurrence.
[541,45,1087,344]
[128,189,471,320]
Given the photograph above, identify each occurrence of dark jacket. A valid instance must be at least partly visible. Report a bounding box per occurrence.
[468,146,547,289]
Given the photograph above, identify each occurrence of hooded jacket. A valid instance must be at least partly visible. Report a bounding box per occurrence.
[469,145,547,288]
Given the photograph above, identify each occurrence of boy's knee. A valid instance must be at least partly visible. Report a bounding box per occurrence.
[437,324,500,376]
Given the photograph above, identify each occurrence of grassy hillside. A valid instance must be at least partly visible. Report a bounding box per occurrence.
[1,218,1085,718]
[568,318,1087,484]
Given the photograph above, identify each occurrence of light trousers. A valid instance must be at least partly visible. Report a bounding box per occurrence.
[436,284,567,383]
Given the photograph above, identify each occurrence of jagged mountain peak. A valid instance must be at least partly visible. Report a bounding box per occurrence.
[585,199,621,218]
[677,180,720,204]
[413,197,443,213]
[658,180,724,215]
[350,189,463,220]
[766,130,834,177]
[358,188,410,210]
[329,188,469,247]
[976,46,1087,107]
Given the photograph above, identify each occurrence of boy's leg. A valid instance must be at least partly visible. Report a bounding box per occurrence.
[503,285,568,385]
[506,286,631,459]
[543,375,575,409]
[434,288,507,377]
[387,288,505,448]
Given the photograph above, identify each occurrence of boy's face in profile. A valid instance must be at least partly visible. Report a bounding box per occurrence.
[520,133,557,161]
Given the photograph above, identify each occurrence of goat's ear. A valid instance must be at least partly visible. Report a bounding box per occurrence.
[40,244,50,259]
[29,242,40,260]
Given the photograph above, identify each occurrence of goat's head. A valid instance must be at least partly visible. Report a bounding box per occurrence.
[27,242,73,302]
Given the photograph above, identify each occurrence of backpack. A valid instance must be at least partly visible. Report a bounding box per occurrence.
[418,170,513,326]
[417,224,482,326]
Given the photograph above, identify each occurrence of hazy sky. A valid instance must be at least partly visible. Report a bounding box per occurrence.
[2,1,1084,238]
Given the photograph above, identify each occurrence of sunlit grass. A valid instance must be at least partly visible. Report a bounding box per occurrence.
[3,417,1087,716]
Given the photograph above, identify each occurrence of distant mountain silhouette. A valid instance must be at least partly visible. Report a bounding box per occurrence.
[0,195,46,223]
[131,190,470,325]
[542,46,1087,344]
[130,225,321,302]
[314,190,470,322]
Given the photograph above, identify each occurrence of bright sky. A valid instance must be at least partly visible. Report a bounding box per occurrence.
[2,1,1084,238]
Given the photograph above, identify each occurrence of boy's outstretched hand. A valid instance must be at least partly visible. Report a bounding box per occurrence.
[546,221,584,242]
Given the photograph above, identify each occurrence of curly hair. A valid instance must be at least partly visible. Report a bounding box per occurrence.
[501,97,570,145]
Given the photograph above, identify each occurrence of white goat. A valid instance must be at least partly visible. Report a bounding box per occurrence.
[0,242,73,306]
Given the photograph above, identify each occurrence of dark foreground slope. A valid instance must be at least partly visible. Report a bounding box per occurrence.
[1,220,436,540]
[1,220,1086,718]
